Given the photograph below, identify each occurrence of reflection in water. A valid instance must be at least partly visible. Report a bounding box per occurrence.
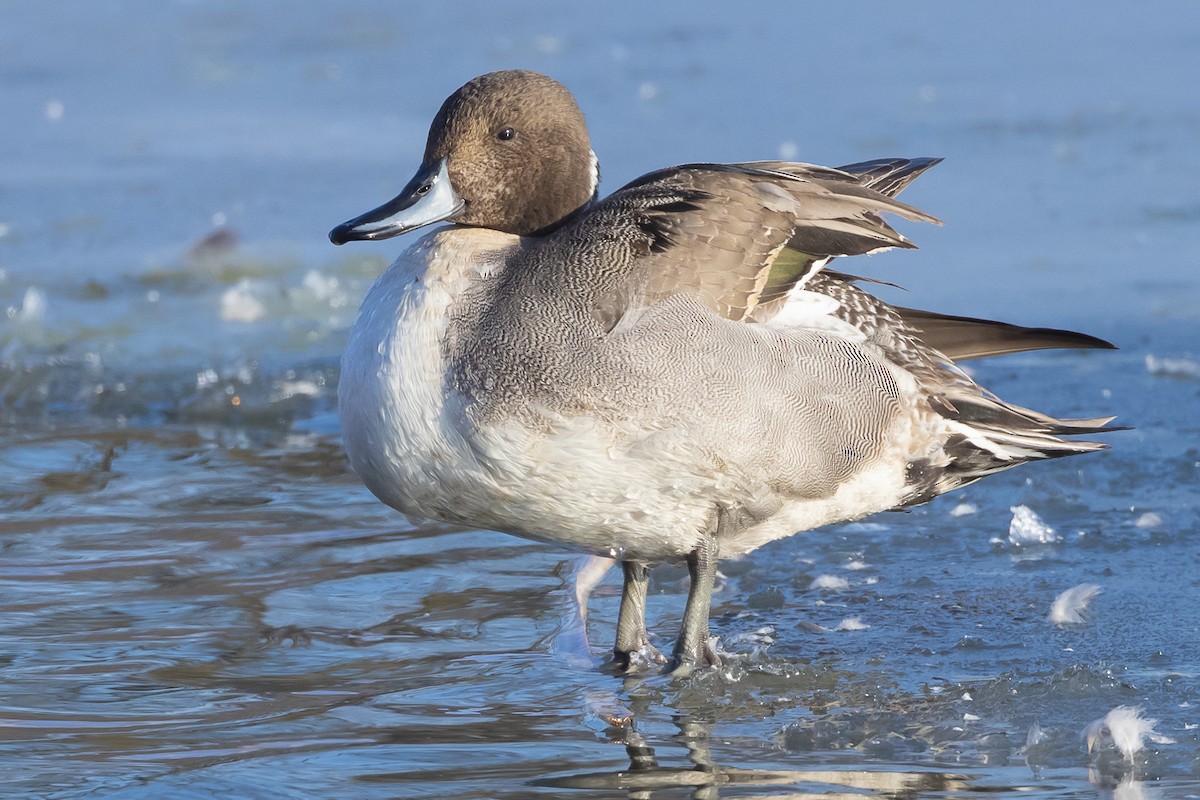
[542,566,1019,799]
[539,710,984,798]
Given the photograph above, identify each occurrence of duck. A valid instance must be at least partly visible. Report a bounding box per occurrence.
[329,69,1117,675]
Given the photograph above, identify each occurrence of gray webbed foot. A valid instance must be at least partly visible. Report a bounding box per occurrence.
[611,559,668,672]
[669,527,722,677]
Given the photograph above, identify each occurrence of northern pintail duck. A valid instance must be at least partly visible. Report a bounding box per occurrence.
[330,70,1117,674]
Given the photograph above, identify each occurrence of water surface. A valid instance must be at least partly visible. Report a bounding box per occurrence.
[2,2,1198,797]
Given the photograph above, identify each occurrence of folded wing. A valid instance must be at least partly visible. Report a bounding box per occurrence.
[574,160,939,325]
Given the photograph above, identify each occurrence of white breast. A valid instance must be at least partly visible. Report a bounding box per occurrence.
[337,227,513,523]
[337,227,722,560]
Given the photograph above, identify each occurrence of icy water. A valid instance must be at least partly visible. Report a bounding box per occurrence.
[3,2,1199,798]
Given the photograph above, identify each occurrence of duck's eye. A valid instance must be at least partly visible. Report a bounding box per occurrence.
[496,127,516,141]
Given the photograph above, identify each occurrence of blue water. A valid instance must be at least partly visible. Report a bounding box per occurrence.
[2,2,1198,798]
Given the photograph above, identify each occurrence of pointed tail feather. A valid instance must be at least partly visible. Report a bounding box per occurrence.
[897,306,1118,362]
[920,393,1123,500]
[836,157,944,198]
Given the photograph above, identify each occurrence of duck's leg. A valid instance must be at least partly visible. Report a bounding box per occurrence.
[671,531,721,676]
[613,560,665,669]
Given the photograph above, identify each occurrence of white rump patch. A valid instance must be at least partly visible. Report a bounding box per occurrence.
[769,289,864,342]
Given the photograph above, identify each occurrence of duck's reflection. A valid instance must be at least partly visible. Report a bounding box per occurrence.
[541,557,1043,799]
[538,708,978,798]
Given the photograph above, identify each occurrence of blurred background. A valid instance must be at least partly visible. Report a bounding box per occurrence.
[2,2,1197,798]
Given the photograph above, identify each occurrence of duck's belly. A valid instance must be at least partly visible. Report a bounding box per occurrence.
[341,363,722,561]
[342,324,923,564]
[344,369,922,563]
[454,410,926,561]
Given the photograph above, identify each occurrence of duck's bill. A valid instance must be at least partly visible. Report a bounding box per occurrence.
[329,158,464,244]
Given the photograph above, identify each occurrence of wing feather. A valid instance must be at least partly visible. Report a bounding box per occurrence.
[566,160,940,323]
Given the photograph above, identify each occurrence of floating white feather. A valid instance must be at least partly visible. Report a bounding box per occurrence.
[1048,583,1101,625]
[1085,705,1174,761]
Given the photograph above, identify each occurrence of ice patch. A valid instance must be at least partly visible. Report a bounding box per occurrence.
[1134,511,1163,529]
[1008,505,1060,546]
[1048,583,1101,625]
[1145,354,1200,379]
[2,287,50,349]
[288,270,350,324]
[272,379,323,401]
[298,270,342,303]
[949,501,977,517]
[724,626,776,648]
[835,616,868,631]
[8,286,47,324]
[221,280,267,322]
[809,575,849,591]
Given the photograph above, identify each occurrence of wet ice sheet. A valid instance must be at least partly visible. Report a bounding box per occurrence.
[2,1,1200,798]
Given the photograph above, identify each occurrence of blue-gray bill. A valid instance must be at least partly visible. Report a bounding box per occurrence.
[329,158,463,244]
